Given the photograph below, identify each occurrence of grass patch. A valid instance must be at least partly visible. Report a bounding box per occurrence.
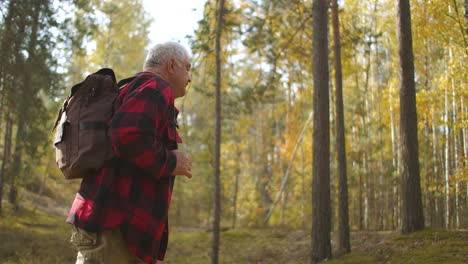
[164,227,310,264]
[1,206,466,264]
[326,229,468,264]
[0,204,76,264]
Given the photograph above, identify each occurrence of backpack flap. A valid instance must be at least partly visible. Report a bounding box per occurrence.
[54,112,68,146]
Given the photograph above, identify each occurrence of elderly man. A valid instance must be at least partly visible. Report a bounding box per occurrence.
[67,42,192,264]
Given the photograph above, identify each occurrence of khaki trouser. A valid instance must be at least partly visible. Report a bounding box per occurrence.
[70,226,145,264]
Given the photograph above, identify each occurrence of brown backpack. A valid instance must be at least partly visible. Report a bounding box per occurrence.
[53,68,134,179]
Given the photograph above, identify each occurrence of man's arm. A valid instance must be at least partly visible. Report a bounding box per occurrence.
[109,86,177,180]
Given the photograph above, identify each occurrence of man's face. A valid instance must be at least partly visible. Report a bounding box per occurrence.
[171,59,191,98]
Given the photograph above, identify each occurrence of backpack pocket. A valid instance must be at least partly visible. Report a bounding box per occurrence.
[77,120,113,168]
[54,113,71,169]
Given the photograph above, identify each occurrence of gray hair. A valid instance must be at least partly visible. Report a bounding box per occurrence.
[143,42,190,70]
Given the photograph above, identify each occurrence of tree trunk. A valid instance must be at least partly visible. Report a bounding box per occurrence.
[331,0,350,254]
[444,69,451,229]
[450,70,460,229]
[8,118,25,208]
[310,0,332,262]
[232,148,240,229]
[390,89,401,230]
[465,0,468,34]
[8,0,41,208]
[397,0,425,234]
[363,152,369,230]
[301,144,306,228]
[431,108,442,228]
[458,96,467,228]
[212,0,225,262]
[0,116,13,215]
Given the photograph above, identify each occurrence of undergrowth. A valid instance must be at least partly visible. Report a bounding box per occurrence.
[0,204,466,264]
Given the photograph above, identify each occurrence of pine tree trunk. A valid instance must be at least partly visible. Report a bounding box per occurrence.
[465,0,468,34]
[363,151,369,230]
[444,71,451,229]
[8,118,25,208]
[431,108,441,228]
[8,0,41,208]
[390,100,398,230]
[459,96,467,228]
[0,116,13,215]
[331,0,350,254]
[310,0,332,262]
[301,144,306,228]
[232,148,240,229]
[423,120,431,227]
[397,0,425,234]
[363,49,372,231]
[451,74,460,229]
[0,1,16,190]
[212,0,225,262]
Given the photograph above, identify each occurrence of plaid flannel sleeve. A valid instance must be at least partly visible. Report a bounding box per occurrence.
[109,85,177,179]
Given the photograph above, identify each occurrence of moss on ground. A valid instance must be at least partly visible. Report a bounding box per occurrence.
[0,204,76,264]
[1,205,466,264]
[326,229,468,264]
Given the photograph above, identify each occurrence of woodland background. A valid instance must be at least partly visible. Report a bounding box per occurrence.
[0,0,466,263]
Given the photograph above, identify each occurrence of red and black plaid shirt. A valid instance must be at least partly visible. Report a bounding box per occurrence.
[67,72,182,264]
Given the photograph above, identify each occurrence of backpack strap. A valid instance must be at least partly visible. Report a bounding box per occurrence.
[117,76,136,88]
[52,98,70,132]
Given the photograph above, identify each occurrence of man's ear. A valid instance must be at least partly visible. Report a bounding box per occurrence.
[167,58,176,74]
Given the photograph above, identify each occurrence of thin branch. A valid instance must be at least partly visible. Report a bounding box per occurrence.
[263,110,313,224]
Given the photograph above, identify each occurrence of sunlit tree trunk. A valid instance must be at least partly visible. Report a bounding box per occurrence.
[397,0,425,234]
[444,68,451,229]
[331,0,350,253]
[451,73,460,229]
[232,147,240,229]
[310,0,332,262]
[301,144,306,228]
[363,56,371,231]
[423,119,432,227]
[460,96,467,228]
[390,96,398,230]
[363,145,369,230]
[431,108,442,228]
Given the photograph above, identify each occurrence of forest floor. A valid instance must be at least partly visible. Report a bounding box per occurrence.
[0,202,466,264]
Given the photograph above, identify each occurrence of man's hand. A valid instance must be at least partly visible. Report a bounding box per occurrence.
[171,150,192,178]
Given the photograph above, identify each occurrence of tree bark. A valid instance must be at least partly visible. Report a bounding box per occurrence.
[465,0,468,34]
[232,147,240,229]
[397,0,425,234]
[331,0,350,253]
[212,0,225,262]
[8,0,42,208]
[310,0,332,262]
[431,108,442,228]
[0,116,13,215]
[444,68,452,229]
